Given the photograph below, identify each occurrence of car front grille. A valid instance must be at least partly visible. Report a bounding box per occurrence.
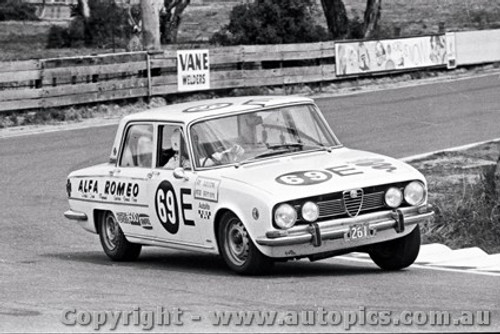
[294,191,386,223]
[319,191,385,218]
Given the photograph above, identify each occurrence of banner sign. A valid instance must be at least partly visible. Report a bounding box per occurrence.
[177,50,210,92]
[335,35,447,76]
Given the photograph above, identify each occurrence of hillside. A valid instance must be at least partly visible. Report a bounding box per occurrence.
[1,0,499,61]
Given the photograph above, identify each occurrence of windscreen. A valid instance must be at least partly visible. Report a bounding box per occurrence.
[189,104,339,168]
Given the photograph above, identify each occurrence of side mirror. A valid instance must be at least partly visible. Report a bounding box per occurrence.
[173,167,189,181]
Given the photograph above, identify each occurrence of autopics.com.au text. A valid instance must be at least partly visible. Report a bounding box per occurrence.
[61,306,491,330]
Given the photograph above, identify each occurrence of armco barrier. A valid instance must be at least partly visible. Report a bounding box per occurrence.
[455,29,500,66]
[0,29,499,113]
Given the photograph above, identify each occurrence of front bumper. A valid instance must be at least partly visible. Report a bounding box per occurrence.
[256,204,433,248]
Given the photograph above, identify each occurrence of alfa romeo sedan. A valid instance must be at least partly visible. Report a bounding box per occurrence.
[64,96,434,274]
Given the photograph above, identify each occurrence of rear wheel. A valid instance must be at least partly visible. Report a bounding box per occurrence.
[369,225,421,270]
[99,211,142,261]
[218,212,273,275]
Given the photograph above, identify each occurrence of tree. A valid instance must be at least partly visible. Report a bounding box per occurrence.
[0,0,39,21]
[160,0,191,44]
[320,0,383,40]
[363,0,382,38]
[210,0,330,46]
[47,0,131,49]
[320,0,349,39]
[141,0,162,50]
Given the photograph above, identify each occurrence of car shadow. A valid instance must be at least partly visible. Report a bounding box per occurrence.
[44,249,392,278]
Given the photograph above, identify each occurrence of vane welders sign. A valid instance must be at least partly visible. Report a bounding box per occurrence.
[177,50,210,92]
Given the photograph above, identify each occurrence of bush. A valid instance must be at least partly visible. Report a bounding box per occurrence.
[47,25,71,49]
[210,0,331,46]
[422,164,500,253]
[0,0,39,21]
[47,0,132,49]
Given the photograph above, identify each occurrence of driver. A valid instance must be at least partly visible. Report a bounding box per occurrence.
[164,129,191,169]
[203,144,245,167]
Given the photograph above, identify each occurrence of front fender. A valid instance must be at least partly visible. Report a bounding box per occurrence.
[215,180,275,256]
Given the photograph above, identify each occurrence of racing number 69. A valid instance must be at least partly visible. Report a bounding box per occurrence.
[276,170,332,186]
[157,189,176,224]
[155,181,179,234]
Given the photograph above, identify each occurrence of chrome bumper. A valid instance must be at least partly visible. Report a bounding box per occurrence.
[256,204,434,247]
[64,209,88,221]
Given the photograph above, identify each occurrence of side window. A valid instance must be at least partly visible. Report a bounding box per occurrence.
[157,125,191,170]
[119,124,153,168]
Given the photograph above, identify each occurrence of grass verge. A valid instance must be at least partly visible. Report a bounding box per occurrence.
[410,141,500,254]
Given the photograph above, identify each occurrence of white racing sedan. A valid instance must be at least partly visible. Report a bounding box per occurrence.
[64,96,434,275]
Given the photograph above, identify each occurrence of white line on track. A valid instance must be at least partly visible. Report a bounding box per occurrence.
[0,118,120,139]
[401,138,500,162]
[336,256,500,277]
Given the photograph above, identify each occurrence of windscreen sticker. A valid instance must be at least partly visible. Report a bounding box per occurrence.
[194,177,220,202]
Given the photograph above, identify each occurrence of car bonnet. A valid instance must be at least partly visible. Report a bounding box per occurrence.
[217,147,424,202]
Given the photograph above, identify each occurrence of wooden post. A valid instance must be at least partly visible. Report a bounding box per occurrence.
[141,0,162,51]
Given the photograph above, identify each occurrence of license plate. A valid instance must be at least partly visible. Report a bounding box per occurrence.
[344,224,376,241]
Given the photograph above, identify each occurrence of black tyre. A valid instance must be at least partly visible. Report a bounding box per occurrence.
[98,211,142,261]
[369,225,421,270]
[218,212,273,275]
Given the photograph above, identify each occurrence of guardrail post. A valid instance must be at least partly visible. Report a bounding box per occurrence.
[439,22,446,34]
[394,26,401,37]
[146,52,152,99]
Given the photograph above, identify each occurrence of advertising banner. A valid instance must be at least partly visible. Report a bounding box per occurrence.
[335,35,447,76]
[177,50,210,92]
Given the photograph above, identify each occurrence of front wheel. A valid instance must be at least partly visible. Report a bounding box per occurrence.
[218,212,273,275]
[369,225,421,270]
[99,211,142,261]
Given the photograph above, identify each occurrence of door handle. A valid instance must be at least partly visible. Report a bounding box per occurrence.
[147,171,161,178]
[109,169,121,176]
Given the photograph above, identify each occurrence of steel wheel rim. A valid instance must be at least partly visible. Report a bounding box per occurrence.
[224,218,249,266]
[103,214,119,250]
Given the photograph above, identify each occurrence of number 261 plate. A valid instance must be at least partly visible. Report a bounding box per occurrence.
[344,224,376,241]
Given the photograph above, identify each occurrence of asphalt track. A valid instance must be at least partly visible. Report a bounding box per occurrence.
[0,74,499,332]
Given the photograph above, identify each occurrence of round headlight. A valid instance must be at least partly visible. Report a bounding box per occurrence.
[404,181,426,206]
[301,201,319,222]
[274,204,297,229]
[385,187,403,208]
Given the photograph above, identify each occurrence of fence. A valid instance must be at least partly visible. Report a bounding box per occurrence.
[0,42,336,113]
[0,29,499,113]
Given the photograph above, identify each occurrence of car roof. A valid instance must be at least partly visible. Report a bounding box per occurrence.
[121,95,315,125]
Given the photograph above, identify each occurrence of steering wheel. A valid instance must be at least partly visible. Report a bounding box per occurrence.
[201,144,225,167]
